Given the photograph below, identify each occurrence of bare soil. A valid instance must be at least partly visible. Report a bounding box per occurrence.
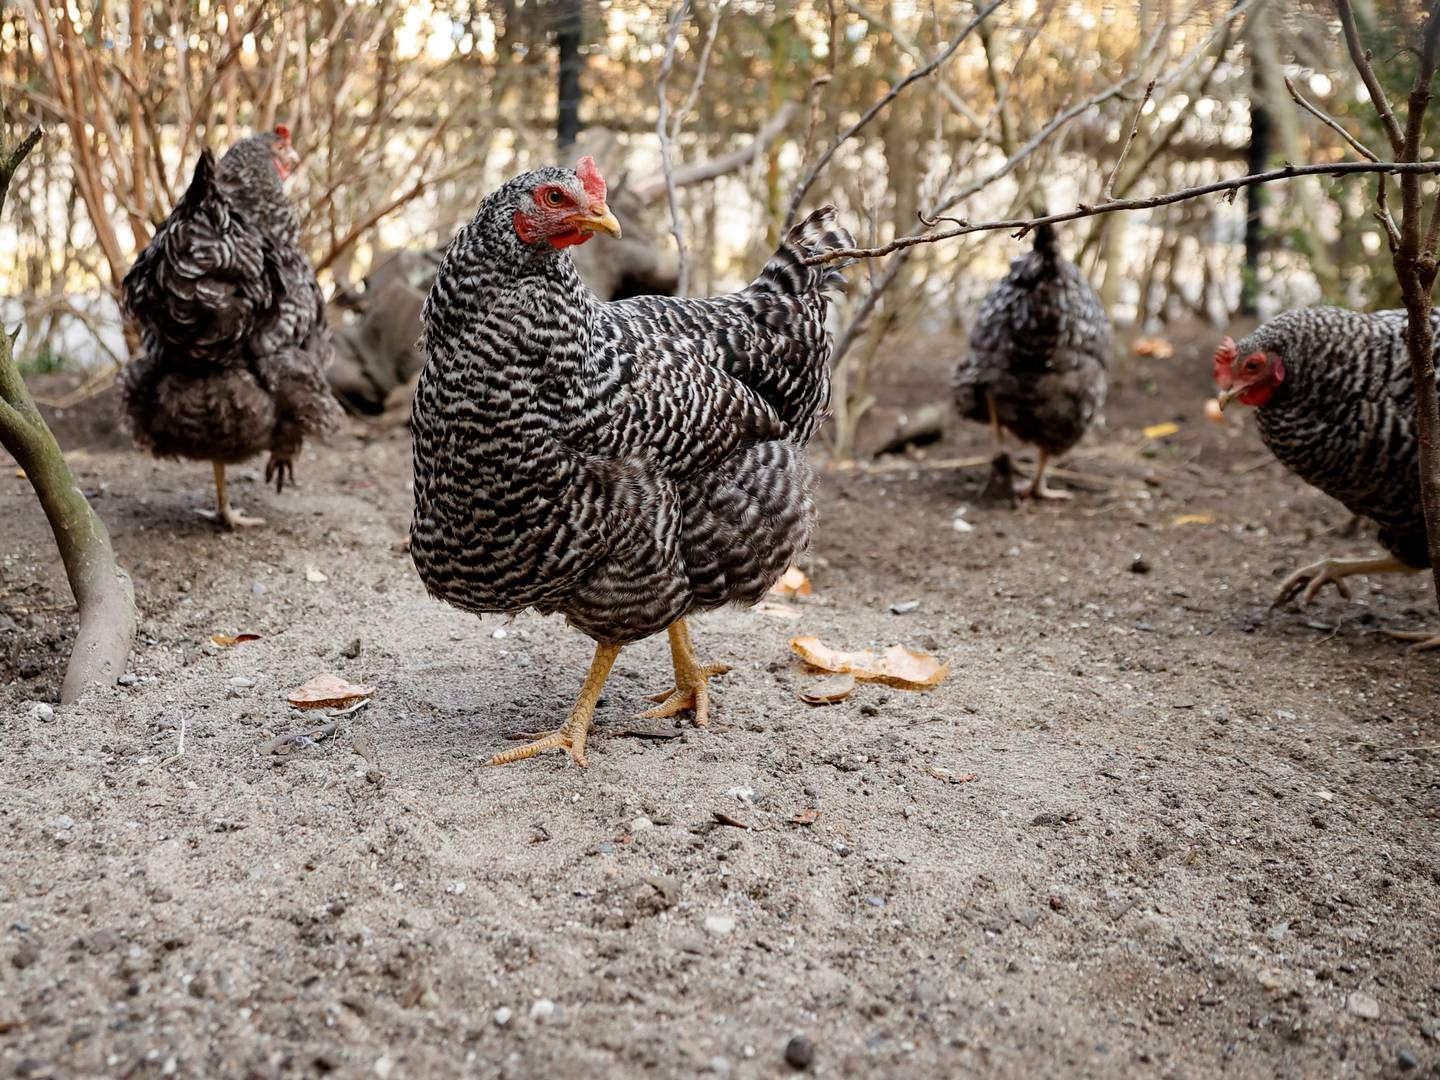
[2,324,1438,1079]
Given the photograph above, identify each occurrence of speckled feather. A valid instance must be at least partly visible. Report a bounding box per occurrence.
[1236,306,1440,569]
[119,133,343,472]
[953,224,1112,455]
[410,166,851,646]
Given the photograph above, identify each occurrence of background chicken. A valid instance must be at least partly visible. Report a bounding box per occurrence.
[410,157,851,767]
[953,223,1112,500]
[1214,307,1439,647]
[120,126,344,528]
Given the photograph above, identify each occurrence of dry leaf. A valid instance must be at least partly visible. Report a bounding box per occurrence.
[789,809,821,825]
[287,672,376,710]
[1142,421,1180,439]
[1171,513,1216,526]
[1204,398,1226,424]
[867,645,950,690]
[769,566,812,597]
[1133,337,1175,359]
[754,601,803,620]
[13,468,25,479]
[210,633,260,647]
[789,636,949,691]
[800,673,855,705]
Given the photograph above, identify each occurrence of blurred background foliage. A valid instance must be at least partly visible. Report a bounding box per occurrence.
[0,0,1432,376]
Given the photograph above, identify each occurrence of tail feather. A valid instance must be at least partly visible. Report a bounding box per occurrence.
[1032,221,1060,260]
[754,206,855,298]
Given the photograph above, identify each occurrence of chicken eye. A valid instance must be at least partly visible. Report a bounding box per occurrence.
[544,189,566,207]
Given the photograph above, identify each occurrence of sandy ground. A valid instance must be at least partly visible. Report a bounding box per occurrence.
[2,327,1438,1079]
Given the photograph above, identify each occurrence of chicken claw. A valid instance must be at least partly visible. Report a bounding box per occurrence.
[201,461,265,529]
[1273,554,1415,608]
[487,642,621,768]
[1382,630,1440,654]
[265,455,295,493]
[641,620,728,727]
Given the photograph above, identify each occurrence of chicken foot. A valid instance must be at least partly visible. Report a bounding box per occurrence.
[488,642,622,768]
[641,619,729,727]
[196,461,265,529]
[1022,449,1072,501]
[1272,553,1420,608]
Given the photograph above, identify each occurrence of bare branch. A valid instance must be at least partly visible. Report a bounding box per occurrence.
[805,161,1440,265]
[629,102,798,203]
[784,0,1005,230]
[655,2,692,295]
[1332,0,1406,154]
[1284,75,1379,161]
[1101,80,1155,203]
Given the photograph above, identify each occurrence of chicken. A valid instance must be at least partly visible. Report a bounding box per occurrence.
[410,157,851,767]
[120,126,344,528]
[1214,307,1439,648]
[953,223,1112,500]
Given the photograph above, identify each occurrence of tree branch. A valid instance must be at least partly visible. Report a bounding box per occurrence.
[804,161,1440,265]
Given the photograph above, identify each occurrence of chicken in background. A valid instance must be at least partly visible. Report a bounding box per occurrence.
[1214,307,1440,650]
[410,157,852,767]
[120,126,344,528]
[952,223,1113,501]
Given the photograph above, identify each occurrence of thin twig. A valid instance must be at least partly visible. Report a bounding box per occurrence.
[1101,79,1155,202]
[783,0,1005,230]
[655,2,692,295]
[1333,0,1405,154]
[804,161,1440,265]
[1283,75,1378,161]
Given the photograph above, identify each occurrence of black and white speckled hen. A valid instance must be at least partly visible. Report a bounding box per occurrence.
[1214,307,1438,636]
[952,223,1112,500]
[120,126,343,528]
[410,157,851,767]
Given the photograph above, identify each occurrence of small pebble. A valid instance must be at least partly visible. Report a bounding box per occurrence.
[703,914,736,936]
[30,703,54,723]
[341,638,362,659]
[492,1006,513,1027]
[889,600,919,615]
[51,815,75,832]
[529,999,555,1022]
[251,582,267,595]
[631,816,654,832]
[117,673,137,687]
[1129,555,1152,574]
[706,1056,732,1075]
[1397,1047,1419,1071]
[11,945,39,970]
[784,1035,815,1070]
[1347,991,1381,1020]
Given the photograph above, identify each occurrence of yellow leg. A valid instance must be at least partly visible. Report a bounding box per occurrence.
[1023,449,1072,501]
[1273,553,1420,608]
[641,619,730,727]
[985,391,1004,450]
[198,461,265,529]
[488,642,621,768]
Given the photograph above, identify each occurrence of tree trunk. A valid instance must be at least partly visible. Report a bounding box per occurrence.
[1240,50,1271,316]
[555,0,584,151]
[0,123,137,704]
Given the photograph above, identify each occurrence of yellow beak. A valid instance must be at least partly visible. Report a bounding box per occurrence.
[1215,386,1242,411]
[576,205,622,239]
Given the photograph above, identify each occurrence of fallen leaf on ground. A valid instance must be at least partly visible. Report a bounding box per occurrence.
[304,566,328,583]
[13,468,24,479]
[1204,398,1226,424]
[800,673,855,705]
[789,636,949,691]
[287,673,375,710]
[210,633,260,647]
[1171,513,1216,526]
[769,566,813,597]
[789,809,821,825]
[1133,337,1175,359]
[927,766,979,784]
[1142,421,1180,439]
[754,601,803,620]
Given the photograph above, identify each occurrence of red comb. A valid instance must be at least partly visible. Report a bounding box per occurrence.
[576,156,606,203]
[1212,336,1237,388]
[274,124,291,141]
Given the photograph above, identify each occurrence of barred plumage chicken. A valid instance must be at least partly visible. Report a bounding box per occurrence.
[120,127,343,528]
[953,224,1112,500]
[1214,307,1438,637]
[410,157,851,767]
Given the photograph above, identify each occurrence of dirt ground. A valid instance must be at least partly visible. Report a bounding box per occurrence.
[2,323,1438,1079]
